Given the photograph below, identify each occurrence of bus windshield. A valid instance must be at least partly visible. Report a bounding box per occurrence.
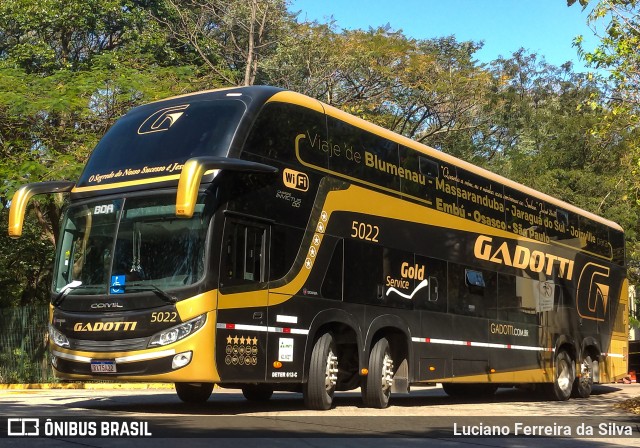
[54,195,209,296]
[76,98,246,188]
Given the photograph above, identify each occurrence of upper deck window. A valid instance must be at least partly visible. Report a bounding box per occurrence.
[78,99,246,187]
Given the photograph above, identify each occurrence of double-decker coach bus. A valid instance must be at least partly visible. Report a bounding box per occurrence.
[8,86,628,409]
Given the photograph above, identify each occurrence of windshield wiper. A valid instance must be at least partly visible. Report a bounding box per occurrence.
[52,281,91,307]
[125,284,178,304]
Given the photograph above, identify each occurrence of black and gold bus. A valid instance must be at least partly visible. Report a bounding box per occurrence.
[9,86,628,409]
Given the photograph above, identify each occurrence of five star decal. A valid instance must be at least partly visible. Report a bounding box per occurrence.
[224,334,259,366]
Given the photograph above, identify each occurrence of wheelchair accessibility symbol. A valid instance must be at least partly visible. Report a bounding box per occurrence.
[110,275,126,294]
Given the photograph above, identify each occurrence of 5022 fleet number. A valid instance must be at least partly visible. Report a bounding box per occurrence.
[350,220,380,243]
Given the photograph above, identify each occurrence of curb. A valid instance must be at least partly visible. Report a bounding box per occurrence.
[0,383,175,390]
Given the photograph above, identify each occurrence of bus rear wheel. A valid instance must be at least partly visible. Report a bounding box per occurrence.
[572,355,593,399]
[242,384,274,401]
[304,333,338,410]
[175,382,214,403]
[545,350,574,401]
[362,337,393,409]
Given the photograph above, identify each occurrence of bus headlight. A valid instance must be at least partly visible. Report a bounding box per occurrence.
[48,325,70,348]
[148,314,206,347]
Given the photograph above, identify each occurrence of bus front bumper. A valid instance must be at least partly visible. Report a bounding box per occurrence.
[50,310,220,383]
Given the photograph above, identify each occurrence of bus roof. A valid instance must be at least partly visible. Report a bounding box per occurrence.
[74,85,623,233]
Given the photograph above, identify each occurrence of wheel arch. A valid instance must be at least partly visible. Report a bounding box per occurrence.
[553,334,578,363]
[580,337,602,362]
[303,309,363,383]
[363,314,413,389]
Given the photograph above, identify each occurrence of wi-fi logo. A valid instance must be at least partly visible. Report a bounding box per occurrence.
[138,104,189,134]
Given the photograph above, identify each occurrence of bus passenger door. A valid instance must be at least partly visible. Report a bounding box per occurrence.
[215,218,269,382]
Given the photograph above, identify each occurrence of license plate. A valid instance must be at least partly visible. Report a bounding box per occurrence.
[91,360,116,373]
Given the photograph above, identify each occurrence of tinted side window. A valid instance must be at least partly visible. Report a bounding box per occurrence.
[344,239,383,305]
[243,103,327,168]
[327,117,400,192]
[497,273,538,324]
[413,255,447,313]
[321,239,343,301]
[448,264,497,318]
[221,220,267,289]
[270,224,304,281]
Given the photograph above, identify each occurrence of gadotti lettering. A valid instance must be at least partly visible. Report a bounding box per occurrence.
[474,235,574,280]
[73,322,138,332]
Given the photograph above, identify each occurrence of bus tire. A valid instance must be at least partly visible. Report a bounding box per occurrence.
[546,350,574,401]
[572,355,593,399]
[242,384,273,401]
[362,337,393,409]
[175,382,214,403]
[304,332,338,410]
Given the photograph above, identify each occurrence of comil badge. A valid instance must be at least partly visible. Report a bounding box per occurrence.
[283,168,309,192]
[138,104,189,134]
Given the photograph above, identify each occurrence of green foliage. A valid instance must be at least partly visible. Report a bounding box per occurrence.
[0,305,52,383]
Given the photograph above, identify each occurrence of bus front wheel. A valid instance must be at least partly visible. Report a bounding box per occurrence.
[175,382,214,404]
[362,337,393,409]
[304,333,338,410]
[546,350,574,401]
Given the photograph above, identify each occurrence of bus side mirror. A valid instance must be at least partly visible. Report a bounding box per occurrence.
[176,156,278,218]
[8,181,75,238]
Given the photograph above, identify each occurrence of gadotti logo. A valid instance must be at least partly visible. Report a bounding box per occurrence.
[473,235,575,280]
[576,262,611,321]
[283,168,309,192]
[73,322,137,331]
[137,104,189,134]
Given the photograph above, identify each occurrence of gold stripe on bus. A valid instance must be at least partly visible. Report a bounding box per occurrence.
[72,174,181,193]
[267,90,622,232]
[431,368,552,384]
[215,182,620,311]
[266,90,325,113]
[332,185,527,241]
[71,170,217,194]
[217,185,541,310]
[176,290,217,321]
[218,289,268,309]
[293,139,613,261]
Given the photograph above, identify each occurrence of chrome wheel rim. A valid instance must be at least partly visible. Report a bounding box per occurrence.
[325,350,338,391]
[381,352,394,393]
[557,358,572,393]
